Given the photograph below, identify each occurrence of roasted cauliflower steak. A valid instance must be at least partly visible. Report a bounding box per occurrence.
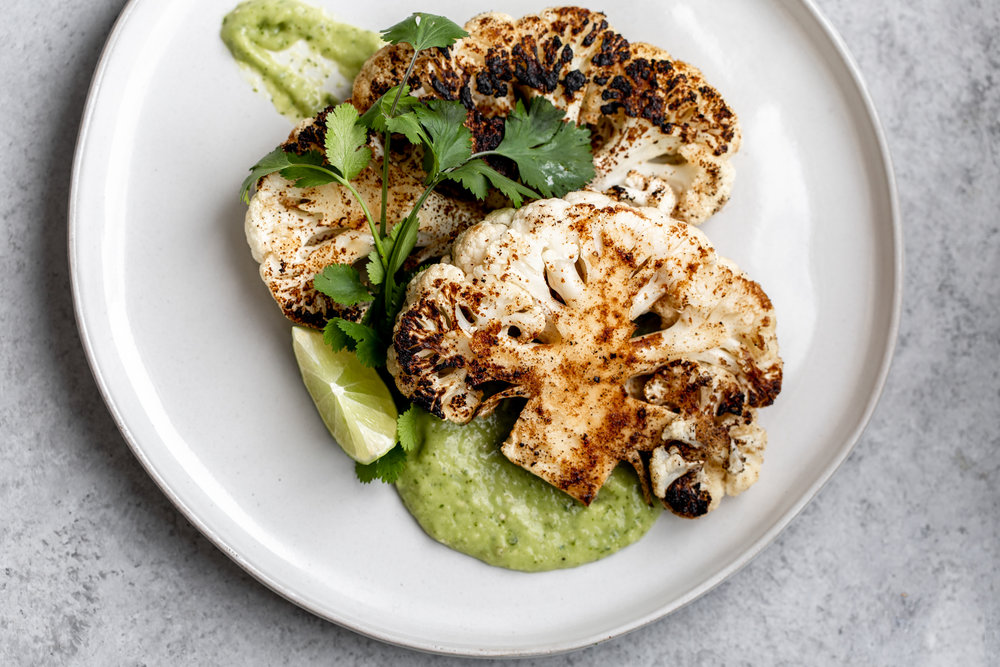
[353,6,741,225]
[388,191,781,517]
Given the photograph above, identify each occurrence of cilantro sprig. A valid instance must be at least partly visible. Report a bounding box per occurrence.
[355,404,425,483]
[240,12,595,483]
[380,12,469,51]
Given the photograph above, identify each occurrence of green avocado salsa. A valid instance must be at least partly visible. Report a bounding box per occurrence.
[221,0,383,119]
[396,404,662,572]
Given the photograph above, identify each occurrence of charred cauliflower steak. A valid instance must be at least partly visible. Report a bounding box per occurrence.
[245,109,488,327]
[388,191,781,518]
[353,6,741,225]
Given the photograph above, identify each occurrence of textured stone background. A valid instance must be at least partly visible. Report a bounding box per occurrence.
[1,0,997,664]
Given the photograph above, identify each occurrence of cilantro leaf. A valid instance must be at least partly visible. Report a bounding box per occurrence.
[481,169,541,207]
[445,160,489,199]
[313,264,372,306]
[386,280,409,328]
[335,319,384,367]
[380,13,468,51]
[321,318,384,367]
[382,215,421,282]
[386,215,421,277]
[359,86,425,140]
[279,166,337,189]
[397,405,424,452]
[280,151,338,189]
[377,445,408,482]
[324,103,372,181]
[502,96,566,145]
[322,318,349,351]
[240,148,335,203]
[493,97,595,198]
[446,160,538,206]
[415,100,473,176]
[385,113,428,146]
[366,250,385,286]
[385,217,405,244]
[355,444,407,484]
[240,147,291,203]
[354,459,378,483]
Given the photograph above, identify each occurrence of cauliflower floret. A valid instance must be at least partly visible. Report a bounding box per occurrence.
[352,7,741,224]
[642,360,768,516]
[580,41,739,223]
[388,191,781,516]
[245,110,486,327]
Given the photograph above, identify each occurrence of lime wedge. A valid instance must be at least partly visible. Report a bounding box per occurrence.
[291,326,397,464]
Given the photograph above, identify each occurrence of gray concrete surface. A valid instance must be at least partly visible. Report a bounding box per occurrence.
[2,0,998,663]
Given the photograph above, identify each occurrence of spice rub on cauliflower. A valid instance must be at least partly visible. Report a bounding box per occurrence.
[387,191,781,518]
[353,6,741,225]
[245,109,488,327]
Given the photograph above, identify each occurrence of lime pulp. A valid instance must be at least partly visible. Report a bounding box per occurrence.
[291,326,397,464]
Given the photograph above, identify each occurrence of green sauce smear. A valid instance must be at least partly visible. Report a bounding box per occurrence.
[220,0,383,120]
[396,404,662,572]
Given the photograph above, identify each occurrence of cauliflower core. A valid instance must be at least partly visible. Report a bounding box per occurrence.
[245,111,487,327]
[388,192,781,517]
[353,7,741,224]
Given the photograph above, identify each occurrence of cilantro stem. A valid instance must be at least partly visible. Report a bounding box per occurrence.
[411,174,445,216]
[389,52,420,117]
[280,161,389,268]
[380,172,444,321]
[379,132,391,238]
[339,177,387,265]
[379,48,422,243]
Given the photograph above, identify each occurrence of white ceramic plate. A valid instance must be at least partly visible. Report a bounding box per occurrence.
[70,0,900,656]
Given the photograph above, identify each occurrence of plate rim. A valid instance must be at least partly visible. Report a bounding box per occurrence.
[68,0,902,657]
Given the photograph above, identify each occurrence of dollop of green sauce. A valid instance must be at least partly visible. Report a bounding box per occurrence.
[396,404,662,572]
[220,0,382,120]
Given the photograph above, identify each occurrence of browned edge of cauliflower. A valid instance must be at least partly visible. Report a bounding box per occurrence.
[353,6,742,225]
